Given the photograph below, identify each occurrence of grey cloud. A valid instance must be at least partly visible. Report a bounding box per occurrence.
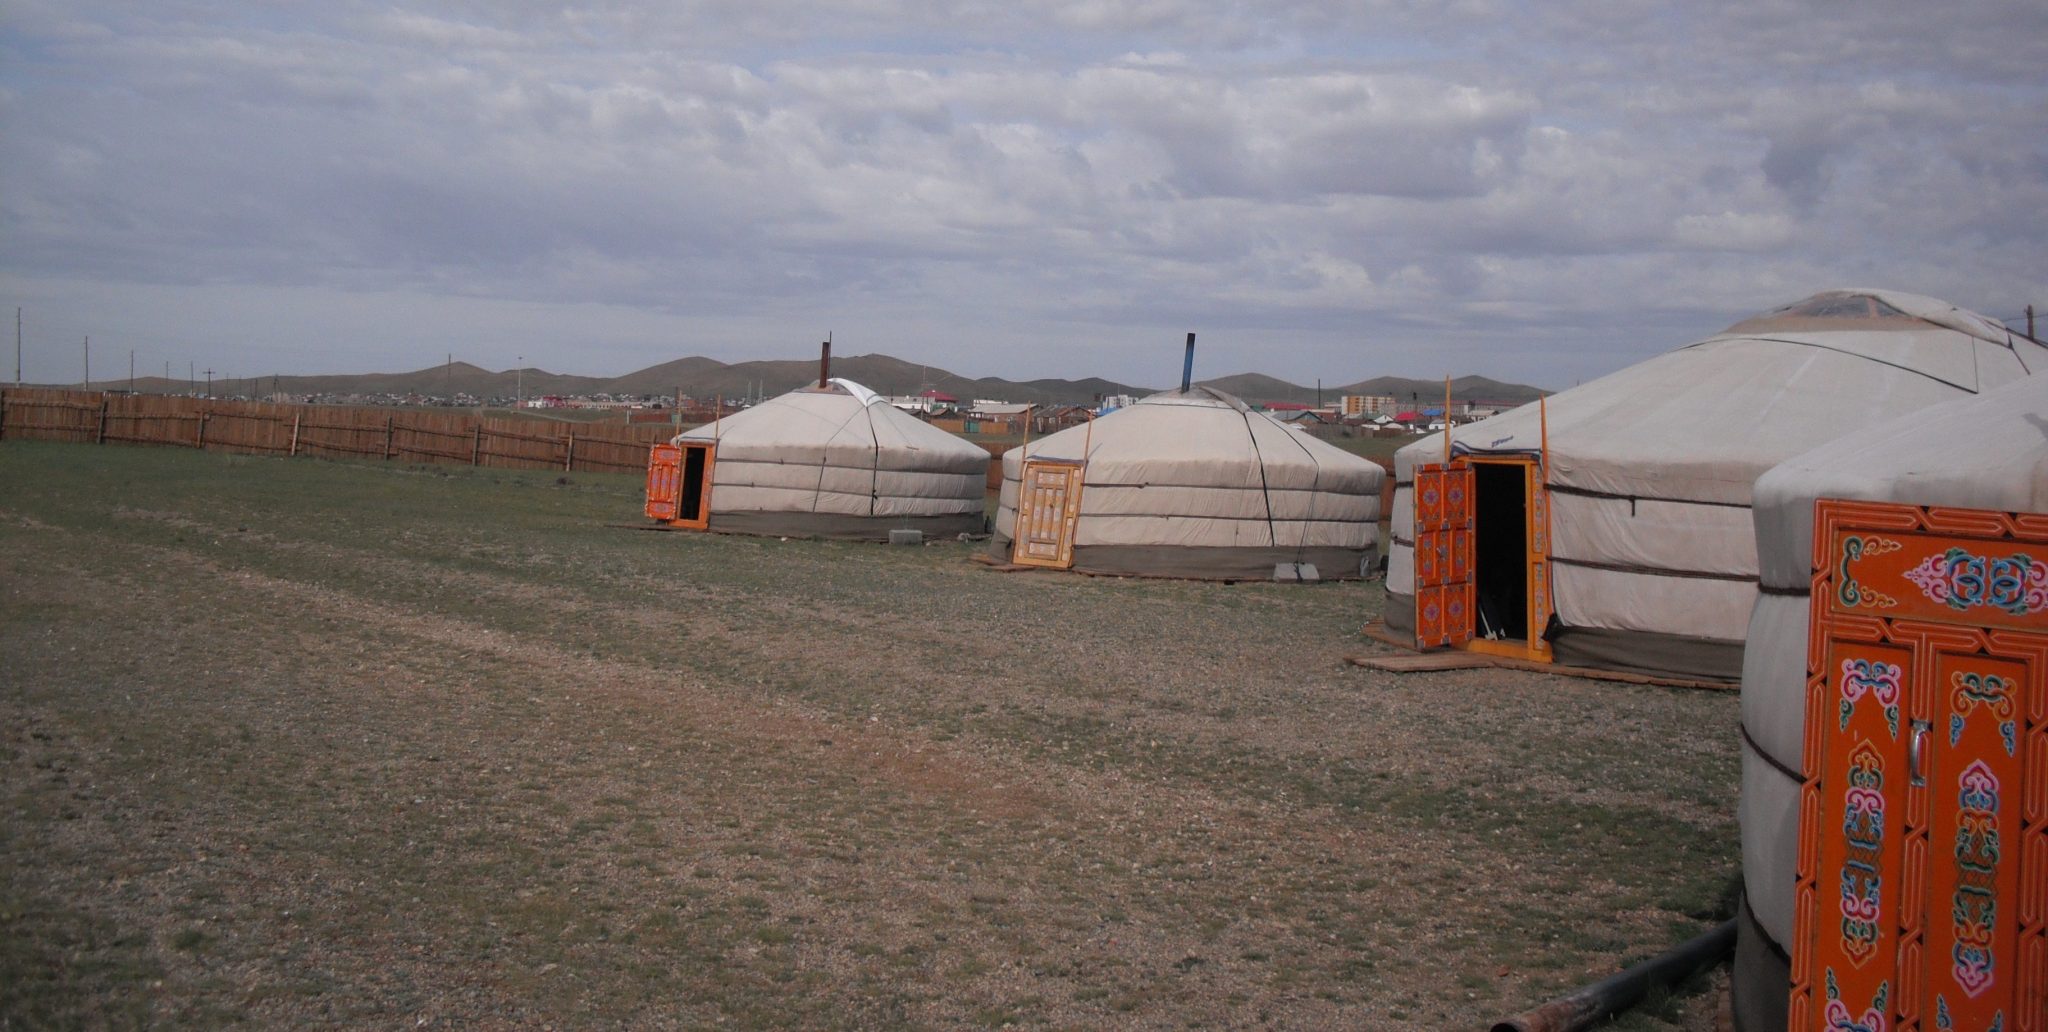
[1,0,2043,388]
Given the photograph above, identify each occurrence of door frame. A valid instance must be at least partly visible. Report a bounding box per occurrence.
[644,441,716,530]
[1461,455,1553,663]
[1010,458,1084,569]
[1415,455,1553,661]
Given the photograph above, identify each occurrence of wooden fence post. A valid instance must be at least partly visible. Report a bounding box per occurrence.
[384,415,395,460]
[471,424,482,465]
[197,411,209,449]
[0,389,8,442]
[289,414,301,457]
[97,394,109,444]
[564,431,575,472]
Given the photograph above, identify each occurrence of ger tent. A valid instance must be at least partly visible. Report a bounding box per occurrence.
[1384,290,2043,680]
[653,378,990,539]
[989,387,1385,579]
[1732,372,2048,1032]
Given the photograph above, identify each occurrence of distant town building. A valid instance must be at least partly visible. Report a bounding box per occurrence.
[1340,394,1399,417]
[1033,405,1094,434]
[888,390,961,415]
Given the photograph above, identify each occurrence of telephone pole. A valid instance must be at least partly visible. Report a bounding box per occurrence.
[82,336,89,389]
[13,307,20,386]
[129,349,135,393]
[203,368,214,396]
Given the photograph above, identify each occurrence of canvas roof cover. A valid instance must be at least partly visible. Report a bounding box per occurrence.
[1384,290,2043,679]
[991,387,1385,579]
[674,378,989,538]
[1733,371,2048,1032]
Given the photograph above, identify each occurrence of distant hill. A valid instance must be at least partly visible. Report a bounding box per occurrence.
[1194,372,1335,405]
[1332,375,1547,407]
[74,353,1545,408]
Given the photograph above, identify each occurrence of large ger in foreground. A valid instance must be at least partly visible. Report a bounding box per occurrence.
[1385,289,2044,681]
[1731,372,2048,1032]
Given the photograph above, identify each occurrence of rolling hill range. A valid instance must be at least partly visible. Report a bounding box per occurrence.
[88,355,1547,408]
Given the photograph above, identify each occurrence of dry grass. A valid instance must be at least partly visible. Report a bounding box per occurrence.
[2,441,1739,1029]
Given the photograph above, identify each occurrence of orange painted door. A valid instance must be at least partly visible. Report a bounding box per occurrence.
[1414,463,1473,648]
[1011,460,1083,569]
[645,443,681,521]
[1528,470,1554,656]
[1924,650,2030,1032]
[1789,500,2048,1032]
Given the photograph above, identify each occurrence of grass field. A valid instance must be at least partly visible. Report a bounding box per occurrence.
[1,442,1739,1029]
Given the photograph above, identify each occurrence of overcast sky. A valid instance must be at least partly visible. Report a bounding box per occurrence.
[4,1,2045,390]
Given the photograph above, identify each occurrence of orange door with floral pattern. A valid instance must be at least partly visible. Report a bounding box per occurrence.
[1789,500,2048,1032]
[1413,463,1474,648]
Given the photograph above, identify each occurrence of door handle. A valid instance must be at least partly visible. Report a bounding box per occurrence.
[1909,720,1931,787]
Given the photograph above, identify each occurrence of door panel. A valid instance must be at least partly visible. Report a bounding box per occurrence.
[645,443,681,521]
[1924,651,2029,1032]
[1414,463,1474,647]
[1012,460,1083,569]
[1789,500,2048,1032]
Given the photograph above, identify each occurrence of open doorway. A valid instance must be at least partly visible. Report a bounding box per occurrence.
[645,442,716,530]
[1471,461,1528,642]
[677,444,710,525]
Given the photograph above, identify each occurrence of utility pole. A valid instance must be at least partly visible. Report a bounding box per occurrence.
[129,349,135,393]
[13,307,19,387]
[516,356,523,408]
[82,336,89,389]
[189,361,194,394]
[203,368,214,396]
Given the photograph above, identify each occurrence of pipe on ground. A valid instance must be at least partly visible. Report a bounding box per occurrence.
[1490,918,1735,1032]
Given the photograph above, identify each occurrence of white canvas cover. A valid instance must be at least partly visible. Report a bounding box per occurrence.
[1733,372,2048,1027]
[1384,290,2043,679]
[991,388,1385,578]
[673,378,990,537]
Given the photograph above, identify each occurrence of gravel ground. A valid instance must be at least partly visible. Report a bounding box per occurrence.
[2,442,1739,1029]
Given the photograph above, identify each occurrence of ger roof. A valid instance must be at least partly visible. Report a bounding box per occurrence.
[1393,289,2043,505]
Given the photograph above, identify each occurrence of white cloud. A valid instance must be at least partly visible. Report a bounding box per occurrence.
[0,0,2042,389]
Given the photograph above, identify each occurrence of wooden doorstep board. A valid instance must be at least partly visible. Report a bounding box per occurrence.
[1356,619,1420,652]
[1348,621,1735,691]
[1346,652,1494,673]
[968,552,1039,573]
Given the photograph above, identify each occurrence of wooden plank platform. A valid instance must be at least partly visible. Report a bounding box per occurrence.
[1346,652,1495,672]
[1356,619,1420,653]
[1343,647,1734,691]
[1349,619,1733,690]
[968,552,1039,572]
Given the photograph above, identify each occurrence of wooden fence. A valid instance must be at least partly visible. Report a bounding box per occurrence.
[0,389,671,475]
